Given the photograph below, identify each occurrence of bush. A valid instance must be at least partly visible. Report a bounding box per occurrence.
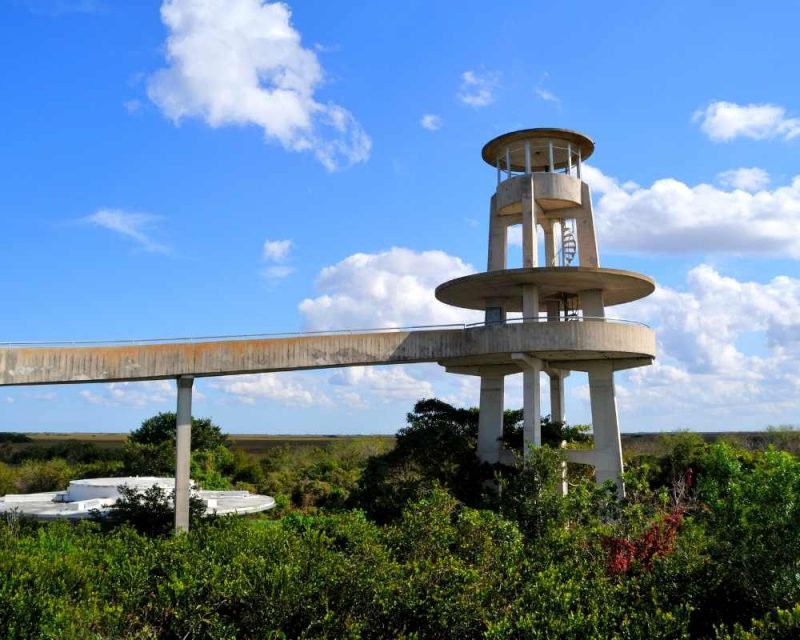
[129,412,229,451]
[92,483,207,537]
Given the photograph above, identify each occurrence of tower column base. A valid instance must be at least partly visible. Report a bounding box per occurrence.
[477,373,504,464]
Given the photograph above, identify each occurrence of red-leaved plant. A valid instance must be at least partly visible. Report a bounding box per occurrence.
[603,468,693,576]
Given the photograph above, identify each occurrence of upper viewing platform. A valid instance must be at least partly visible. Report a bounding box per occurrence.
[482,128,594,182]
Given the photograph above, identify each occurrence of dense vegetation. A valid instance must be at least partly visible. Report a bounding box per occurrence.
[2,402,800,638]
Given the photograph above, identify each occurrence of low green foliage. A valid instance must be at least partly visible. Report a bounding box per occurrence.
[3,402,800,638]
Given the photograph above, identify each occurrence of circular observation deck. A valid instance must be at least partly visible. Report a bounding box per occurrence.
[435,267,655,312]
[482,128,594,173]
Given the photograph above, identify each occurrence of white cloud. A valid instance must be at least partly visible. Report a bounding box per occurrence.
[261,239,294,280]
[83,209,168,253]
[263,239,293,262]
[458,70,499,107]
[693,101,800,141]
[717,167,770,192]
[147,0,371,171]
[419,114,442,131]
[329,365,434,404]
[617,265,800,425]
[584,165,800,257]
[80,381,174,407]
[214,373,326,406]
[535,88,559,103]
[298,247,480,331]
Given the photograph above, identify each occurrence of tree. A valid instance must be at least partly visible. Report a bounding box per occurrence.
[91,483,207,536]
[129,412,229,451]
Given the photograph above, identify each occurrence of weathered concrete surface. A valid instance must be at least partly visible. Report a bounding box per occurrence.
[0,322,655,386]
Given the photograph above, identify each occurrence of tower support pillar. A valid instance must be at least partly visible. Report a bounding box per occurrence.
[512,353,543,455]
[549,371,567,425]
[587,361,624,497]
[175,376,193,534]
[522,176,538,268]
[477,373,504,463]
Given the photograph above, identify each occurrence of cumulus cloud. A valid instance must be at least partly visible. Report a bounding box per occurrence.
[261,238,294,279]
[82,209,168,253]
[419,114,442,131]
[583,165,800,257]
[329,365,434,405]
[717,167,770,192]
[693,101,800,142]
[214,372,327,406]
[263,239,293,262]
[79,380,174,407]
[458,70,499,107]
[617,265,800,425]
[298,247,480,331]
[147,0,371,171]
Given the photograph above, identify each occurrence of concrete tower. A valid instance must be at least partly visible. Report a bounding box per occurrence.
[435,128,656,495]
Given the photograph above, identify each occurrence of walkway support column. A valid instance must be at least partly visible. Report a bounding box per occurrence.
[587,362,624,497]
[175,376,193,533]
[477,374,504,464]
[512,353,542,455]
[550,369,569,496]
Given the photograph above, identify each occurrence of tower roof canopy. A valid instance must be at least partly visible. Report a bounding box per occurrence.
[482,128,594,172]
[436,267,654,311]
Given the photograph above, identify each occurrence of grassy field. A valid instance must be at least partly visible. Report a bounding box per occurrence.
[10,430,798,458]
[14,432,397,456]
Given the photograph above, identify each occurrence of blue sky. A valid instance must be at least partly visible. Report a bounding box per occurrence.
[1,0,799,434]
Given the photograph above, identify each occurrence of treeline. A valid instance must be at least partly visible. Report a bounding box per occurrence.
[2,401,800,638]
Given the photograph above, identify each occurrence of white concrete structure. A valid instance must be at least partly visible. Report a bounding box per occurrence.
[435,128,656,496]
[0,477,275,521]
[0,126,655,525]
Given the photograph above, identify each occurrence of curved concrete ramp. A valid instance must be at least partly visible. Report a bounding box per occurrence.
[0,320,654,386]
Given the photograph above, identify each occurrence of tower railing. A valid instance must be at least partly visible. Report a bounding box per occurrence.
[0,316,650,349]
[494,141,583,184]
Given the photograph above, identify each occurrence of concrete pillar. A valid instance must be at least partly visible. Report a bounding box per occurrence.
[549,372,566,425]
[487,197,507,271]
[513,354,543,455]
[550,370,569,496]
[587,362,624,497]
[522,176,538,268]
[543,219,557,267]
[175,376,193,533]
[523,363,542,451]
[522,284,539,322]
[579,289,605,319]
[477,374,504,463]
[575,183,599,267]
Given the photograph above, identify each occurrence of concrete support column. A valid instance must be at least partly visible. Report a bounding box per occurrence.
[523,364,542,451]
[487,197,507,272]
[543,219,557,267]
[477,374,504,464]
[549,370,569,495]
[587,362,624,497]
[522,176,538,268]
[522,284,539,323]
[549,371,566,425]
[576,183,599,267]
[513,354,543,455]
[579,289,605,319]
[175,376,193,533]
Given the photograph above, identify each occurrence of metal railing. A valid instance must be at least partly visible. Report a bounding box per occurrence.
[0,316,650,349]
[495,142,583,184]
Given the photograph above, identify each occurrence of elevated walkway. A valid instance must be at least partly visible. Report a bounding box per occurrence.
[0,318,655,386]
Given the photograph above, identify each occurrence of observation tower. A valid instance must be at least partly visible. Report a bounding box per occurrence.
[435,128,656,494]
